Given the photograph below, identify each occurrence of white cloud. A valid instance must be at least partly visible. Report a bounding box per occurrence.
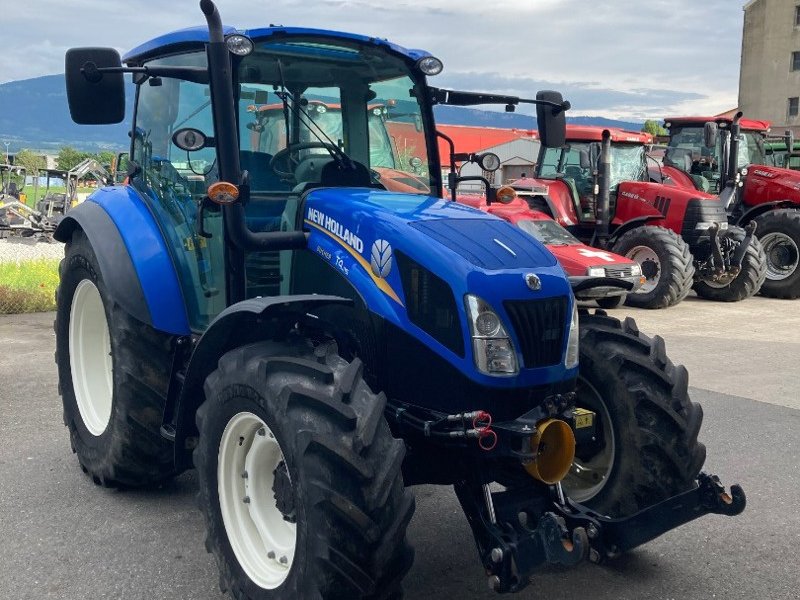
[0,0,745,119]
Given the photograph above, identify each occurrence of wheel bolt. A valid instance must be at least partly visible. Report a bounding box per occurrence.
[257,428,266,437]
[242,496,250,504]
[267,551,275,559]
[279,556,288,565]
[241,470,248,479]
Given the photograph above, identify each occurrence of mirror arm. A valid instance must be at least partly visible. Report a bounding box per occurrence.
[81,63,209,84]
[430,87,570,113]
[436,130,458,201]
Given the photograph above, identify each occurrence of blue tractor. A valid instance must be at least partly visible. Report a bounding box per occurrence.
[56,1,744,596]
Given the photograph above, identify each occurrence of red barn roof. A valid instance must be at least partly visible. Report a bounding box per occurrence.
[437,125,538,167]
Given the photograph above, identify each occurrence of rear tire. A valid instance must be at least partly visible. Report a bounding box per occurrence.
[693,226,767,302]
[55,228,176,487]
[562,310,706,516]
[754,209,800,299]
[611,226,694,309]
[195,340,415,599]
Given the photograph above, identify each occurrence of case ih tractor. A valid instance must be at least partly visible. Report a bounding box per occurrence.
[662,113,800,298]
[458,192,644,308]
[55,2,744,597]
[517,125,766,308]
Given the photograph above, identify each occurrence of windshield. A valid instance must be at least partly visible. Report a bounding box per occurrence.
[536,141,646,189]
[236,39,433,194]
[666,125,767,172]
[516,219,581,245]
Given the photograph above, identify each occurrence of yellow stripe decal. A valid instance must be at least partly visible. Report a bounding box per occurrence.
[304,219,404,306]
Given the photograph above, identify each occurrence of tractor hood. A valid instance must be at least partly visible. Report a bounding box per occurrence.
[301,188,573,387]
[743,165,800,204]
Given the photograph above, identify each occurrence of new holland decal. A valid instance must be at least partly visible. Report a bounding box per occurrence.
[304,208,403,306]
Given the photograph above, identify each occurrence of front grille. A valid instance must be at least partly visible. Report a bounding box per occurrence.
[681,199,728,248]
[604,266,636,278]
[504,297,567,368]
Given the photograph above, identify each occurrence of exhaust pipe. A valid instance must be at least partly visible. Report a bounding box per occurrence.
[524,419,576,484]
[596,130,612,249]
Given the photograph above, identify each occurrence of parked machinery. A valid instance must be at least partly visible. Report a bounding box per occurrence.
[35,159,112,217]
[663,113,800,298]
[517,126,766,308]
[55,2,745,597]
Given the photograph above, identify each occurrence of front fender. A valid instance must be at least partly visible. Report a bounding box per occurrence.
[54,188,190,335]
[735,200,797,226]
[609,216,663,243]
[172,294,352,470]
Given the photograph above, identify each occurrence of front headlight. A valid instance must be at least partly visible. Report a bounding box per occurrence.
[565,301,579,369]
[587,267,606,277]
[630,263,642,277]
[465,295,518,375]
[695,221,729,231]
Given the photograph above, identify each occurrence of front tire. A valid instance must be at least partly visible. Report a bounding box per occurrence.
[195,341,415,600]
[55,228,176,487]
[562,310,706,516]
[596,295,624,309]
[693,226,767,302]
[754,209,800,299]
[612,226,694,309]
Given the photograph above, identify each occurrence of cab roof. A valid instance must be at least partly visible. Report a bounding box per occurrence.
[663,116,772,132]
[564,125,652,144]
[122,25,432,65]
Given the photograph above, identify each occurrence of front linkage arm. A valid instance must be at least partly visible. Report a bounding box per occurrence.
[457,473,746,594]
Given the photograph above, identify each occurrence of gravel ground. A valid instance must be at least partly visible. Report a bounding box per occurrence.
[0,238,64,263]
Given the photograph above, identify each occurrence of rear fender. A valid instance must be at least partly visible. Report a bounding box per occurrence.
[53,188,190,335]
[172,294,352,470]
[735,200,797,226]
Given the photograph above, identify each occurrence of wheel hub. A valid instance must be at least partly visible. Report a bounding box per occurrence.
[761,231,799,281]
[273,461,296,523]
[626,245,661,294]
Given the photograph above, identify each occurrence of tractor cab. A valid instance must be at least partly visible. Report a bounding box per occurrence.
[663,116,771,195]
[530,126,652,228]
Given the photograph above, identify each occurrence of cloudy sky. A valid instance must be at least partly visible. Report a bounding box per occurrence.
[1,0,744,120]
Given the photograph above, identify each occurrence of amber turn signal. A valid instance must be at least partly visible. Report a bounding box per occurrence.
[495,186,516,204]
[208,181,240,205]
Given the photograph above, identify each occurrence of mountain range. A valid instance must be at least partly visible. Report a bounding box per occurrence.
[0,74,643,154]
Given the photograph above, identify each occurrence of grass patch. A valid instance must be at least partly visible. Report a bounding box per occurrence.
[0,259,60,313]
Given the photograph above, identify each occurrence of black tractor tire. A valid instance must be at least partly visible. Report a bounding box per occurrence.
[611,226,694,309]
[754,209,800,299]
[55,228,176,487]
[595,295,624,309]
[693,226,767,302]
[195,341,415,600]
[562,310,706,516]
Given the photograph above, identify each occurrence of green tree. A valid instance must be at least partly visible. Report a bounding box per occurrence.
[14,149,46,176]
[642,120,667,137]
[95,150,116,168]
[56,146,89,171]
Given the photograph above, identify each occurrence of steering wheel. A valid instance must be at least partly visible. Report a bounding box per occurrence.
[270,141,340,179]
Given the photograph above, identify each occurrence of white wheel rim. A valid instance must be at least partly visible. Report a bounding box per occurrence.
[69,279,113,436]
[760,232,799,281]
[218,412,297,590]
[627,245,661,294]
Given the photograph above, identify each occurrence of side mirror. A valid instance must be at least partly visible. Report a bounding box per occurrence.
[703,122,718,149]
[536,90,567,149]
[579,149,591,169]
[65,47,125,124]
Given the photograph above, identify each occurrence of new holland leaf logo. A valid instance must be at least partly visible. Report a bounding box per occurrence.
[370,239,393,278]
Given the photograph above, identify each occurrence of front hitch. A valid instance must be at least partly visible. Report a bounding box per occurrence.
[729,220,757,271]
[456,473,745,594]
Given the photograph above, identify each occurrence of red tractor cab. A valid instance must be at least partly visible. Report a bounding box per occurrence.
[458,193,643,308]
[662,114,800,298]
[518,125,765,308]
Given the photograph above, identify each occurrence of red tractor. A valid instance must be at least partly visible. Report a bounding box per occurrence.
[517,125,765,308]
[662,113,800,298]
[458,192,644,308]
